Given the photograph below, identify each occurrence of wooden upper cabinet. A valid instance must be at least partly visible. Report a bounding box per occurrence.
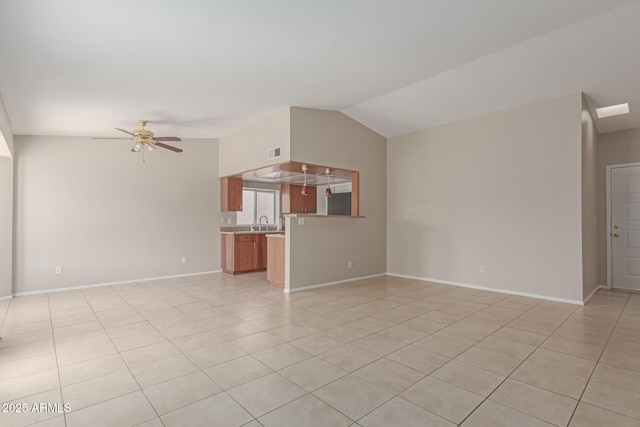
[305,186,317,213]
[220,177,243,211]
[281,184,317,213]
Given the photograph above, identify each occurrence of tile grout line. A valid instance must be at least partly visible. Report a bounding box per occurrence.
[3,294,67,426]
[472,292,630,426]
[566,292,632,425]
[54,279,255,425]
[276,289,540,425]
[421,295,553,425]
[455,295,580,425]
[321,290,548,425]
[78,283,165,426]
[315,288,533,424]
[116,281,251,425]
[47,292,67,427]
[122,279,274,426]
[164,275,332,425]
[206,281,462,424]
[9,276,635,426]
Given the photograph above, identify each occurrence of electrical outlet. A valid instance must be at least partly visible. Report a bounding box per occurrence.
[480,265,486,273]
[227,218,232,224]
[182,257,188,264]
[55,266,62,275]
[347,261,353,269]
[298,218,305,225]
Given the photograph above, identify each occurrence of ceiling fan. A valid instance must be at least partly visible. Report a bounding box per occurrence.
[94,120,183,160]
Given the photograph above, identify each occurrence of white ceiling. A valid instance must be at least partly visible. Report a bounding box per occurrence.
[1,0,639,139]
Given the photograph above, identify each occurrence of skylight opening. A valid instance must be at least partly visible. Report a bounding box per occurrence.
[596,103,630,118]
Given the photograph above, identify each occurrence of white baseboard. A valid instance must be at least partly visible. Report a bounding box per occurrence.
[12,270,223,297]
[0,295,14,302]
[386,272,585,306]
[285,273,387,294]
[583,285,606,305]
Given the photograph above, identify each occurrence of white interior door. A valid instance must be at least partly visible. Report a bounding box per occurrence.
[611,165,640,291]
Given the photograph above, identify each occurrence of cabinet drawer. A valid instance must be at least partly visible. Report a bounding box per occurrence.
[235,235,255,242]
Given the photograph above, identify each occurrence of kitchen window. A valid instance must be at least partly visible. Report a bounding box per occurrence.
[236,188,279,225]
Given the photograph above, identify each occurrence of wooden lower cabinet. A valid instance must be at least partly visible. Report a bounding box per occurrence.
[221,233,267,274]
[266,235,285,288]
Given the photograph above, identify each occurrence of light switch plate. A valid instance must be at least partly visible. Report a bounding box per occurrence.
[298,218,305,225]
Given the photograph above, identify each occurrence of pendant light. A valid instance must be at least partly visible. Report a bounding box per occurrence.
[325,168,332,197]
[301,164,309,196]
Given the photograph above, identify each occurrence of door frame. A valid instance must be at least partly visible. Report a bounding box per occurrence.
[606,162,640,289]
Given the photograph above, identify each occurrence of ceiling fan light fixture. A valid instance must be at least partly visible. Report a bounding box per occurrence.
[104,120,183,158]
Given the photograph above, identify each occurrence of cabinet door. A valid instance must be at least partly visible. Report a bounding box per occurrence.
[305,186,317,213]
[221,177,243,211]
[282,183,315,213]
[234,236,257,272]
[221,234,235,273]
[282,184,298,213]
[292,187,306,213]
[267,237,285,287]
[256,234,267,270]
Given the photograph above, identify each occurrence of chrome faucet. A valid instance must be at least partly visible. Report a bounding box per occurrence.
[258,215,268,231]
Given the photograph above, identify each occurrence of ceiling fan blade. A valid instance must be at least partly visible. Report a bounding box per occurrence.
[154,136,182,142]
[115,128,136,137]
[92,137,133,140]
[155,142,183,153]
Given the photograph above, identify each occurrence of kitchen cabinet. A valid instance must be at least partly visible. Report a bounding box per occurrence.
[220,177,243,211]
[221,233,267,274]
[256,234,267,270]
[281,184,316,213]
[266,235,285,288]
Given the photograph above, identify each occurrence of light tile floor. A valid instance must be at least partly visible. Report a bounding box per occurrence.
[1,273,639,426]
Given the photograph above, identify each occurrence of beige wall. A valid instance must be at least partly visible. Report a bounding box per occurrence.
[287,108,387,290]
[14,136,220,294]
[0,95,14,157]
[286,216,383,290]
[218,107,291,177]
[387,94,585,302]
[0,97,13,298]
[596,127,640,287]
[0,157,13,298]
[581,96,599,299]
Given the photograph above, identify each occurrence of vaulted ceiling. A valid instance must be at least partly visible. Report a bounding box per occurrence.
[1,0,639,139]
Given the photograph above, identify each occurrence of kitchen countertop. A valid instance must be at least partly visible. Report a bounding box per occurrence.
[265,234,285,239]
[220,230,285,235]
[284,214,365,218]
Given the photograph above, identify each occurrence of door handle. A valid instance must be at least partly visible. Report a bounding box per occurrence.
[614,225,619,229]
[613,233,620,238]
